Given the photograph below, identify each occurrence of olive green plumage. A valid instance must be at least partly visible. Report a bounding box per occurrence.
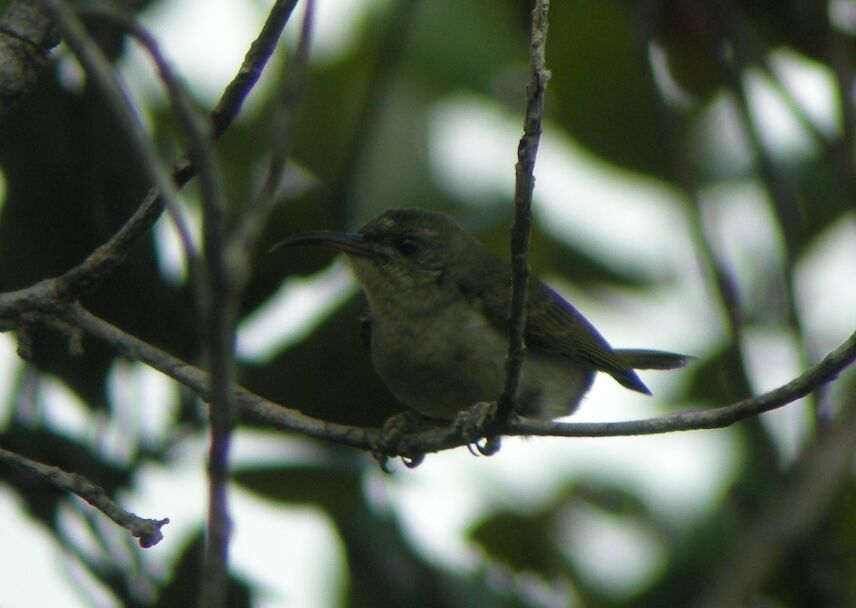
[272,208,689,420]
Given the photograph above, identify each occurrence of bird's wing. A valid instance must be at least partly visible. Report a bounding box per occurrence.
[461,268,650,394]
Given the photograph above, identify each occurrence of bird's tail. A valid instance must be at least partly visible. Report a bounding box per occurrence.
[601,350,692,396]
[615,349,693,370]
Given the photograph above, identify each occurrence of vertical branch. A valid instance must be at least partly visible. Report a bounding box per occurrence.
[199,2,311,605]
[197,59,235,608]
[495,0,550,424]
[199,215,234,608]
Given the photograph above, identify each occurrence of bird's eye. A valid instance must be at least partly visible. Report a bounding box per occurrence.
[397,237,419,256]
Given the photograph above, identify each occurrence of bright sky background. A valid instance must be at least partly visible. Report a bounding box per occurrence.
[1,1,855,607]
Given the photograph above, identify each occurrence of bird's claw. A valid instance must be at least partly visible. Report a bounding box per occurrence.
[372,411,428,471]
[453,402,502,457]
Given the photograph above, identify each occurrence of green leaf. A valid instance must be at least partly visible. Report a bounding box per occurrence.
[547,0,670,178]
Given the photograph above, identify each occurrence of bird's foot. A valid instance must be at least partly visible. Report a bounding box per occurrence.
[372,411,431,471]
[452,402,502,456]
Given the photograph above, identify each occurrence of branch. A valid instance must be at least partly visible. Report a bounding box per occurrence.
[0,446,168,548]
[65,303,376,449]
[197,4,313,605]
[209,0,300,139]
[0,0,59,114]
[496,0,550,426]
[61,305,856,462]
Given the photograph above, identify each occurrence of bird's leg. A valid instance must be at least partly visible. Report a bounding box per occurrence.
[372,410,436,470]
[452,402,503,456]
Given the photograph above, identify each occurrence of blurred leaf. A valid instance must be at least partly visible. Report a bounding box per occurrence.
[682,343,748,406]
[470,510,559,576]
[233,463,363,516]
[650,0,725,101]
[739,0,833,61]
[791,154,856,250]
[570,480,655,521]
[548,0,670,178]
[625,507,735,608]
[405,0,526,94]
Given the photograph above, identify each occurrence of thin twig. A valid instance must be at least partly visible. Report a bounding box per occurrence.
[198,45,237,608]
[0,446,169,547]
[195,5,304,605]
[495,0,550,425]
[210,0,300,139]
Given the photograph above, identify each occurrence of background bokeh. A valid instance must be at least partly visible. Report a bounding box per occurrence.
[1,0,855,606]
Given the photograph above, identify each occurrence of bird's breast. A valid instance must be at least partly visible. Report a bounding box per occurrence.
[368,300,508,419]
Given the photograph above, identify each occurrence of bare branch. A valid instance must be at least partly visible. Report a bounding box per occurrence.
[199,4,306,603]
[65,303,376,450]
[496,0,550,427]
[210,0,300,139]
[0,446,169,548]
[61,305,856,462]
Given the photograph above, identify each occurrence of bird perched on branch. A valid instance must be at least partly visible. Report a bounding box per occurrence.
[272,208,690,424]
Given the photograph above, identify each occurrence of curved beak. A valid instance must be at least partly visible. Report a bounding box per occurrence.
[269,231,379,258]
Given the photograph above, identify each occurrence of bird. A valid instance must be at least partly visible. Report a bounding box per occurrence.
[271,208,690,422]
